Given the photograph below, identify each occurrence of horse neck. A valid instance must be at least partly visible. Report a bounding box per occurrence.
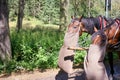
[103,20,117,39]
[81,17,100,35]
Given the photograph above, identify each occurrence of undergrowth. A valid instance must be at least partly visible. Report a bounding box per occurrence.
[0,26,91,74]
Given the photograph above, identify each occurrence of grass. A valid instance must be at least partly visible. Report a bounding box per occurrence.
[0,18,63,73]
[9,18,59,30]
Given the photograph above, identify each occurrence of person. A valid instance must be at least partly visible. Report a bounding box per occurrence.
[84,30,109,80]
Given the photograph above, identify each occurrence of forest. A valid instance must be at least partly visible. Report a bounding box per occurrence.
[0,0,120,74]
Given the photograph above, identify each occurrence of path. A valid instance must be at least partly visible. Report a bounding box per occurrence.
[0,60,120,80]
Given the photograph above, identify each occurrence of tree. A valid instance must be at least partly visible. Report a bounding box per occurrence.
[16,0,25,32]
[70,0,81,16]
[8,0,18,20]
[59,0,70,31]
[111,0,120,18]
[0,0,12,61]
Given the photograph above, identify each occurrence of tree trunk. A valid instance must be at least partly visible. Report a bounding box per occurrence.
[0,0,12,61]
[88,0,91,17]
[59,0,70,31]
[71,0,80,17]
[16,0,25,32]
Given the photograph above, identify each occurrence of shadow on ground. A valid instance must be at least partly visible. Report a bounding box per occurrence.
[0,60,120,80]
[55,60,120,80]
[55,69,85,80]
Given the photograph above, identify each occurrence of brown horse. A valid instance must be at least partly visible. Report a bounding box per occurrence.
[69,16,120,76]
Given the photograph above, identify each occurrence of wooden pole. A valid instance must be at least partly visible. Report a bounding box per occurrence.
[105,0,111,18]
[105,0,109,18]
[67,46,88,51]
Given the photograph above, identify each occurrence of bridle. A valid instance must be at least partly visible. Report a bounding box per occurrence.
[99,16,107,30]
[106,19,120,49]
[112,19,120,40]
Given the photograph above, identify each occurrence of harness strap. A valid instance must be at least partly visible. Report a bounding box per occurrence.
[103,18,107,28]
[111,41,120,48]
[115,19,120,25]
[99,16,107,30]
[112,26,119,40]
[99,16,103,29]
[112,19,120,40]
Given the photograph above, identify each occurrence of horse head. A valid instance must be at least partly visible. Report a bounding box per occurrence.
[69,16,90,36]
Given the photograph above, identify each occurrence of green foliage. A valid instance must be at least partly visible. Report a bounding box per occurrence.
[8,0,18,20]
[74,33,91,64]
[8,0,120,23]
[3,27,64,73]
[111,0,120,18]
[70,0,105,17]
[70,0,120,17]
[6,0,120,74]
[74,51,86,64]
[38,0,60,24]
[79,33,91,47]
[9,0,60,24]
[0,24,92,73]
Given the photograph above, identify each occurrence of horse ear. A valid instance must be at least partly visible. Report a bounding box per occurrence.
[79,15,83,22]
[71,16,75,19]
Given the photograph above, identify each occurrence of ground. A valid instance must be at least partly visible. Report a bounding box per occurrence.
[0,68,85,80]
[0,69,59,80]
[0,60,120,80]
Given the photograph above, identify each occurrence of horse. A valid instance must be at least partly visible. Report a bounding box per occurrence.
[69,16,120,76]
[84,30,109,80]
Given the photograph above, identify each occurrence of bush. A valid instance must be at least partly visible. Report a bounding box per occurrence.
[0,26,91,73]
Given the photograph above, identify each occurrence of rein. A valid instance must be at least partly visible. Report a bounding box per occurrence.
[107,19,120,49]
[115,18,120,25]
[112,19,120,40]
[99,16,103,29]
[99,16,107,30]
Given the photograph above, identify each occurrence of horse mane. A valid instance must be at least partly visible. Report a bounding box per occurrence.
[0,14,3,20]
[91,30,107,46]
[72,15,116,35]
[81,16,100,34]
[103,19,116,31]
[103,16,114,24]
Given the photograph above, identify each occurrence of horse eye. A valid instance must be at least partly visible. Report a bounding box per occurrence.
[73,26,77,28]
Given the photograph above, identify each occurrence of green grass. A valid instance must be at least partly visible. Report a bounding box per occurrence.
[9,18,59,30]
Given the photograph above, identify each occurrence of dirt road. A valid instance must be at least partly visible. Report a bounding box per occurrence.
[0,60,120,80]
[0,68,85,80]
